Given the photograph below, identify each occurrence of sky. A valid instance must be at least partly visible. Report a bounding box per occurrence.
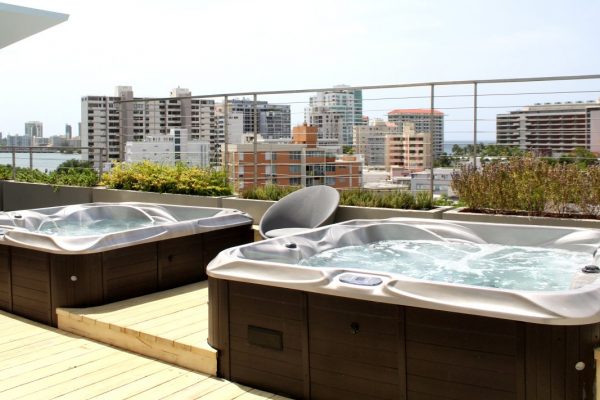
[1,0,600,142]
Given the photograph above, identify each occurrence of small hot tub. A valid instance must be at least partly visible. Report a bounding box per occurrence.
[0,202,253,326]
[207,219,600,400]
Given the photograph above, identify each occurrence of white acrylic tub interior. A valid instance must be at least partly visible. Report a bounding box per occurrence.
[207,218,600,325]
[0,202,252,254]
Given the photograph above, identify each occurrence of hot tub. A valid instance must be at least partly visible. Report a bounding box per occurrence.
[207,218,600,400]
[0,202,253,326]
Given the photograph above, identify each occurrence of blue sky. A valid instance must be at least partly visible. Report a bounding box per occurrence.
[1,0,599,141]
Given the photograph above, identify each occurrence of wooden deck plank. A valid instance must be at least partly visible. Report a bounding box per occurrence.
[0,310,285,400]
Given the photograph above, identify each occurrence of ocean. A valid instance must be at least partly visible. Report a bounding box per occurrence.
[0,152,83,172]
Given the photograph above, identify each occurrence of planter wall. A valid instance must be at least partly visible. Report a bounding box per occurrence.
[443,207,600,229]
[91,188,223,208]
[334,205,449,222]
[2,181,93,211]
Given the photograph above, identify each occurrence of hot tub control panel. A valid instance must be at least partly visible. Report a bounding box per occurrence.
[338,273,383,286]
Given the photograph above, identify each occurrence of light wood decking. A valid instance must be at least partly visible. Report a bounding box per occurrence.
[0,310,287,399]
[56,282,216,375]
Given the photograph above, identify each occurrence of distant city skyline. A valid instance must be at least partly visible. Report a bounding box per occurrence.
[1,0,600,140]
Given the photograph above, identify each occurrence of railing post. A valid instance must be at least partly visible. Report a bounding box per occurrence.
[473,82,478,168]
[29,147,33,170]
[223,95,229,173]
[429,84,435,197]
[11,148,16,180]
[253,93,258,188]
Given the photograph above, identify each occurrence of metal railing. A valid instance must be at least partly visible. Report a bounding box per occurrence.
[107,74,600,194]
[1,146,107,181]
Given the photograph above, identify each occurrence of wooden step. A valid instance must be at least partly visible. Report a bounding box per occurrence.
[57,281,217,375]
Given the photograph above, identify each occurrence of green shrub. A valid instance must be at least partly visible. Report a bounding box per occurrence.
[101,161,232,196]
[239,184,299,201]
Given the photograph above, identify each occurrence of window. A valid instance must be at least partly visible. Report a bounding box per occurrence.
[325,164,335,172]
[238,152,244,161]
[289,177,301,185]
[326,177,336,186]
[289,151,301,160]
[289,165,301,174]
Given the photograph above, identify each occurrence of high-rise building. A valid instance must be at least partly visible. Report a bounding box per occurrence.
[385,123,432,171]
[81,87,215,168]
[496,99,600,156]
[387,109,444,158]
[305,85,364,146]
[65,124,72,139]
[24,121,43,138]
[215,99,291,141]
[353,119,402,166]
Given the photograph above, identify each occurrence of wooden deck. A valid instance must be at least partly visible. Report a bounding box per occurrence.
[56,282,216,375]
[0,310,287,399]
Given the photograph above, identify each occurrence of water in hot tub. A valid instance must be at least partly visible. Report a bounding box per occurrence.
[297,240,593,291]
[38,219,155,236]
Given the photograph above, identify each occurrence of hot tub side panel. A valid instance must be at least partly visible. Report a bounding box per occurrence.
[0,225,253,326]
[209,279,600,400]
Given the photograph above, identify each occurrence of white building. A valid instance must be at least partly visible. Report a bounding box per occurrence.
[81,87,215,168]
[410,167,455,196]
[305,85,364,146]
[353,119,401,166]
[125,129,210,167]
[216,99,291,141]
[496,99,600,156]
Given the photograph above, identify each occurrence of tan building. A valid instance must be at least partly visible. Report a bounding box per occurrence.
[353,119,402,166]
[227,124,363,190]
[385,123,432,171]
[387,108,444,158]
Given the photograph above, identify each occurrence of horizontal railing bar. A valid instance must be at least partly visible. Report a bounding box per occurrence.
[115,74,600,103]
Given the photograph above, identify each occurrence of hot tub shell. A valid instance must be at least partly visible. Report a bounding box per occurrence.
[207,218,600,400]
[0,202,253,326]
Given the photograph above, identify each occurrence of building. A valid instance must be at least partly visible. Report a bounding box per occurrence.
[216,99,291,141]
[81,86,215,168]
[125,129,210,167]
[305,85,364,145]
[496,99,600,156]
[410,167,455,196]
[385,123,432,171]
[65,124,72,139]
[353,119,402,166]
[24,121,43,138]
[387,109,444,158]
[6,135,32,147]
[227,124,363,190]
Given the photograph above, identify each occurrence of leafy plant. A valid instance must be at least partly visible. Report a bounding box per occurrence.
[101,161,232,196]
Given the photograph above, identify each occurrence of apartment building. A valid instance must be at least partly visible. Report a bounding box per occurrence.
[385,123,432,171]
[214,99,291,141]
[81,86,215,168]
[496,99,600,156]
[125,128,210,167]
[24,121,43,137]
[353,119,402,166]
[227,124,363,190]
[387,109,444,158]
[305,85,364,146]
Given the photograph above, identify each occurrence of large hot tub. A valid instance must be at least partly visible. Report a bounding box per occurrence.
[0,202,253,326]
[207,219,600,400]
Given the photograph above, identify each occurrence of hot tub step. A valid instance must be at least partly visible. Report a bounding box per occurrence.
[56,281,217,376]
